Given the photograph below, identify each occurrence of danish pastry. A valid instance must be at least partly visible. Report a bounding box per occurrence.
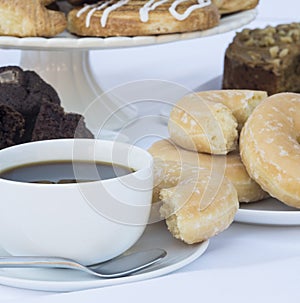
[67,0,220,37]
[0,0,67,37]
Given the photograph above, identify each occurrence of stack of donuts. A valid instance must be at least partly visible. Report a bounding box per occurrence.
[148,89,276,244]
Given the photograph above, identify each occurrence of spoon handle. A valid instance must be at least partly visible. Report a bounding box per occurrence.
[0,249,167,278]
[0,256,85,271]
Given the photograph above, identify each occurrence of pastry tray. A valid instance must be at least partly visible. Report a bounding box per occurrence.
[0,9,257,51]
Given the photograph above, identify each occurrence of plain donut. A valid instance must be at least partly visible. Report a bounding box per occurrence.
[240,92,300,208]
[159,170,239,244]
[168,97,238,155]
[148,139,268,203]
[168,90,267,155]
[193,90,268,131]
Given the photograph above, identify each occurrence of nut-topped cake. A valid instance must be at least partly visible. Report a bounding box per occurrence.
[222,23,300,95]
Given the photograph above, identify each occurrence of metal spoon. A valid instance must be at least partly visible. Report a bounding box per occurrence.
[0,248,167,278]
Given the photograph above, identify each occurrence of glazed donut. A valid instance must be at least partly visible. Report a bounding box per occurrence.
[148,139,268,203]
[168,90,267,155]
[192,90,267,131]
[168,96,238,155]
[159,169,239,244]
[240,92,300,208]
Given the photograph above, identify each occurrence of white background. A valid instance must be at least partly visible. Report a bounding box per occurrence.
[0,0,299,302]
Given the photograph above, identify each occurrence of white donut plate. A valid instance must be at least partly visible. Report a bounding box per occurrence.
[235,198,300,226]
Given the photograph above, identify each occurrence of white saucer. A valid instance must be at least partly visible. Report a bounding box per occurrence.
[0,221,209,292]
[235,198,300,226]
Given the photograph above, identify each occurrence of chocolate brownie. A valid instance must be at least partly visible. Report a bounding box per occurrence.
[0,66,94,147]
[222,23,300,95]
[24,70,61,106]
[0,66,25,85]
[60,112,94,139]
[0,66,60,116]
[0,104,25,149]
[31,101,94,141]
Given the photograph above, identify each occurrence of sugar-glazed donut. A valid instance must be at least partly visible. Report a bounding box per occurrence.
[192,90,267,131]
[240,92,300,208]
[148,139,268,203]
[168,89,267,155]
[159,169,239,244]
[168,96,238,155]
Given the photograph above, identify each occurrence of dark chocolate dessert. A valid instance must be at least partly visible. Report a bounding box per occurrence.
[0,66,60,116]
[0,104,25,149]
[0,66,94,149]
[31,101,94,141]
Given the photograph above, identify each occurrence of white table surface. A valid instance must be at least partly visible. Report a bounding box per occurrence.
[0,0,300,302]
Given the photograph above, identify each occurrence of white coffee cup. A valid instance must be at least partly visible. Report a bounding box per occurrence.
[0,139,153,265]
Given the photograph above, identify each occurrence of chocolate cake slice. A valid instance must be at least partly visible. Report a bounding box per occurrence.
[0,66,65,142]
[60,112,94,139]
[0,66,61,116]
[0,66,26,85]
[24,70,61,106]
[223,23,300,95]
[0,66,94,146]
[0,66,28,113]
[30,101,64,141]
[31,101,94,141]
[0,104,25,149]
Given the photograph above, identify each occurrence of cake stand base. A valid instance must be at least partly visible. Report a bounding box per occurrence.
[19,50,137,131]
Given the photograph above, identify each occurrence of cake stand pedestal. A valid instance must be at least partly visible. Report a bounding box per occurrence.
[19,49,137,131]
[0,9,257,132]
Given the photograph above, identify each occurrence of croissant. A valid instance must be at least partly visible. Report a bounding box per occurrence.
[0,0,67,37]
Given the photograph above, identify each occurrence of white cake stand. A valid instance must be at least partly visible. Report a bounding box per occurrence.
[0,9,256,130]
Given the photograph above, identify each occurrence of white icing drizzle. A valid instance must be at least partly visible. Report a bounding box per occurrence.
[77,0,211,28]
[92,2,113,27]
[101,0,129,27]
[169,0,211,21]
[76,3,95,18]
[139,0,169,23]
